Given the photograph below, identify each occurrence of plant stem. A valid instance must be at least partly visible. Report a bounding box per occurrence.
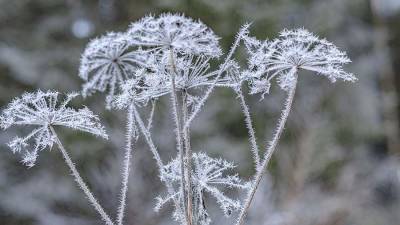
[236,72,298,225]
[184,24,250,130]
[236,87,260,170]
[182,90,193,225]
[50,126,114,225]
[168,48,189,225]
[117,104,136,225]
[132,104,184,223]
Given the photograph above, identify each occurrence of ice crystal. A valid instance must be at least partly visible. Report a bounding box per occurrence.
[79,32,149,107]
[157,152,250,225]
[245,28,357,94]
[127,13,222,57]
[0,90,107,167]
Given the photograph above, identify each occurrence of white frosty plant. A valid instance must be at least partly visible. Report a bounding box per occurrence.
[157,152,250,225]
[0,13,356,225]
[0,90,107,167]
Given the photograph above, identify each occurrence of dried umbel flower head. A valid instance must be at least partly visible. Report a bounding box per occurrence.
[157,152,250,225]
[113,54,218,109]
[127,13,222,57]
[79,32,149,107]
[0,90,108,167]
[245,28,357,94]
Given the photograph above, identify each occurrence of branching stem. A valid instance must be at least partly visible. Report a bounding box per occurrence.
[184,24,250,130]
[236,71,298,225]
[132,105,184,223]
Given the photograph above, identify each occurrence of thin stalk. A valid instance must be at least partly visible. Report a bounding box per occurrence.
[184,24,250,130]
[168,48,189,225]
[236,72,298,225]
[117,104,136,225]
[236,87,260,170]
[132,105,184,223]
[182,90,193,224]
[50,126,114,225]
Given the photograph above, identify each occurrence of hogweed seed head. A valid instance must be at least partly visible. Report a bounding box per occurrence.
[79,32,149,108]
[127,13,222,57]
[244,28,357,95]
[0,90,107,167]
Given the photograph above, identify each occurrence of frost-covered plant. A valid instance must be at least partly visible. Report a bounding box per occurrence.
[0,13,356,225]
[157,152,250,225]
[0,90,113,225]
[0,90,107,167]
[79,32,149,107]
[127,13,222,57]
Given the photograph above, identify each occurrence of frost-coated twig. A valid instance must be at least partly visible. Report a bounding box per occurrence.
[168,48,189,225]
[236,72,298,225]
[132,105,184,223]
[236,87,260,170]
[182,91,193,224]
[50,126,114,225]
[147,99,157,131]
[117,104,136,225]
[132,105,164,170]
[184,23,251,130]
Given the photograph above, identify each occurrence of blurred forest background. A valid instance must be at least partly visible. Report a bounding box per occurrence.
[0,0,400,225]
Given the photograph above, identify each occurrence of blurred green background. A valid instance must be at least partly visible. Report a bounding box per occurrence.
[0,0,399,225]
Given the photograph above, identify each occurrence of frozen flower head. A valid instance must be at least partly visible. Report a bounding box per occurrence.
[127,13,222,57]
[113,54,218,109]
[245,28,356,94]
[0,90,108,167]
[79,32,148,107]
[157,152,250,225]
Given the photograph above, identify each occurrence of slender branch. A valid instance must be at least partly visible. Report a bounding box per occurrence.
[168,48,189,225]
[50,126,114,225]
[184,24,250,130]
[131,105,164,171]
[117,104,136,225]
[182,90,193,224]
[236,71,298,225]
[236,87,260,170]
[132,104,184,223]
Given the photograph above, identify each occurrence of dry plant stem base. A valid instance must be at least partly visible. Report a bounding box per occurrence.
[236,73,298,225]
[117,104,136,225]
[182,91,193,225]
[50,126,115,225]
[168,48,190,225]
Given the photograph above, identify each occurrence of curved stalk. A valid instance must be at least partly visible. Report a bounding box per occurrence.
[117,104,136,225]
[50,126,114,225]
[236,72,298,225]
[236,87,260,170]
